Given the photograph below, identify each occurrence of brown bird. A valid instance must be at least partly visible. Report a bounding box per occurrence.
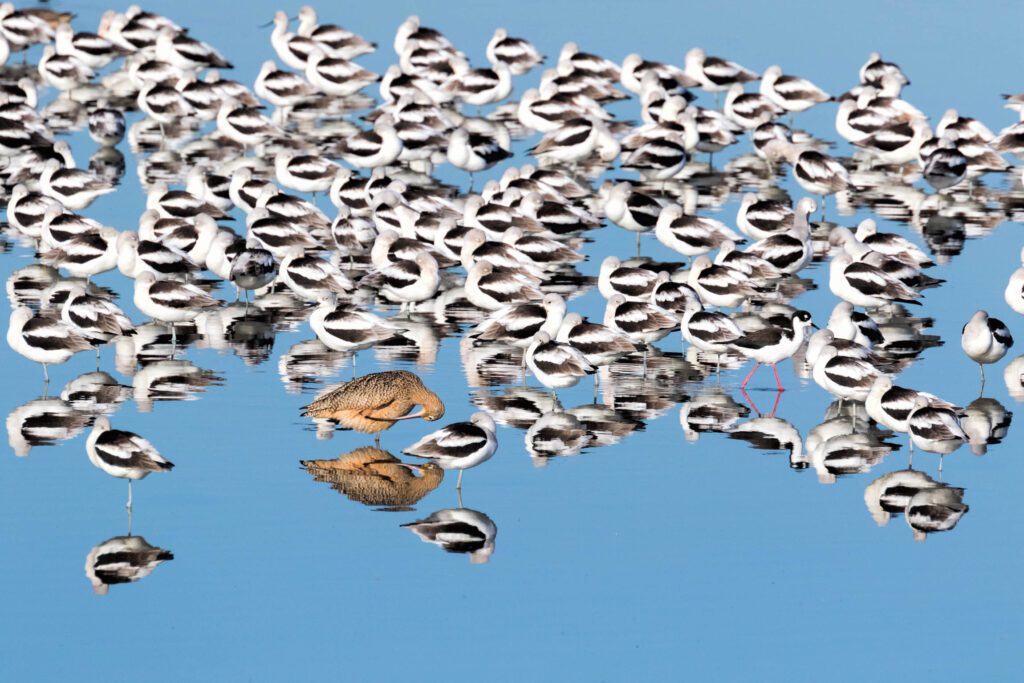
[301,370,445,445]
[301,447,444,509]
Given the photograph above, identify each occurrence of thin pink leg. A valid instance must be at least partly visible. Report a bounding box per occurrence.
[769,389,783,417]
[772,363,784,392]
[740,362,761,388]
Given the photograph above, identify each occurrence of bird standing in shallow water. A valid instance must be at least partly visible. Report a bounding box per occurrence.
[404,412,498,489]
[86,416,175,509]
[301,370,445,445]
[961,310,1013,389]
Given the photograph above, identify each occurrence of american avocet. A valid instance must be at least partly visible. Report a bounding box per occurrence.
[724,84,782,130]
[402,508,497,564]
[216,101,281,149]
[759,65,831,113]
[301,370,444,445]
[603,293,678,346]
[961,310,1013,384]
[8,307,92,382]
[687,256,756,308]
[60,371,132,416]
[275,152,340,194]
[85,534,174,595]
[502,227,584,268]
[853,118,932,166]
[679,294,744,361]
[811,344,881,403]
[305,48,379,97]
[155,28,231,70]
[117,233,199,280]
[468,294,566,349]
[804,328,875,367]
[601,181,664,248]
[278,249,352,301]
[404,412,497,489]
[86,416,174,509]
[714,241,781,281]
[827,302,884,348]
[921,136,968,191]
[787,147,851,209]
[246,208,321,259]
[309,293,400,352]
[525,330,594,394]
[337,115,403,168]
[465,261,543,311]
[294,6,375,60]
[133,271,219,345]
[865,375,959,446]
[655,204,743,261]
[733,310,814,390]
[854,219,933,268]
[530,117,619,166]
[444,60,512,108]
[829,252,921,309]
[859,52,910,88]
[39,227,120,280]
[620,132,687,180]
[38,46,95,92]
[6,185,61,240]
[907,396,968,471]
[54,23,127,69]
[446,126,512,174]
[137,82,192,133]
[598,256,661,302]
[61,286,135,351]
[39,159,115,210]
[557,41,621,80]
[487,28,543,75]
[620,53,696,95]
[684,47,758,94]
[515,191,600,239]
[556,312,637,369]
[375,252,441,309]
[460,229,543,280]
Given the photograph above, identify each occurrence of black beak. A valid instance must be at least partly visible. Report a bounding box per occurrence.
[811,323,820,330]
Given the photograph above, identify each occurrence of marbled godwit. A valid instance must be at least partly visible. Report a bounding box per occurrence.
[301,370,444,445]
[301,447,443,508]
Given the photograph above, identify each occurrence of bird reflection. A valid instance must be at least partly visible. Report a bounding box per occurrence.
[278,339,353,394]
[301,447,443,510]
[85,534,174,595]
[471,386,560,429]
[525,411,593,464]
[679,387,750,441]
[402,508,497,564]
[905,485,970,542]
[7,397,90,457]
[864,468,943,527]
[962,396,1012,455]
[131,360,223,413]
[567,403,644,447]
[60,371,132,416]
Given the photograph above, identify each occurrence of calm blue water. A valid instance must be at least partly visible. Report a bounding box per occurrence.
[2,1,1024,680]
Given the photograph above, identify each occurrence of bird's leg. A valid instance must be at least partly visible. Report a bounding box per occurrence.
[642,348,648,378]
[979,364,986,395]
[740,362,761,389]
[772,363,784,392]
[43,363,49,385]
[468,172,475,193]
[456,469,464,490]
[769,389,783,418]
[95,348,101,371]
[636,232,641,258]
[939,453,944,477]
[126,480,133,510]
[170,325,178,352]
[374,432,380,447]
[820,195,826,222]
[456,487,464,509]
[593,372,599,401]
[908,438,914,468]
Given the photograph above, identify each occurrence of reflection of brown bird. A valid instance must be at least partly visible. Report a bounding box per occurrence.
[301,371,445,445]
[301,447,444,508]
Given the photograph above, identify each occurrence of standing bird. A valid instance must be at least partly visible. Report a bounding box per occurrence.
[301,371,445,445]
[404,412,498,489]
[86,417,174,509]
[8,307,92,382]
[906,396,968,473]
[961,310,1013,386]
[524,331,595,395]
[733,310,814,390]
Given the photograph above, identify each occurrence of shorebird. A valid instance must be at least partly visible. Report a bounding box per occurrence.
[961,310,1013,385]
[86,416,174,509]
[8,306,92,382]
[401,508,497,564]
[132,271,220,345]
[733,310,814,390]
[301,371,445,445]
[524,331,595,394]
[906,396,968,472]
[404,412,498,489]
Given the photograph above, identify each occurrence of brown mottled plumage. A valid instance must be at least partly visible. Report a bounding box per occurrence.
[301,447,444,508]
[300,370,445,443]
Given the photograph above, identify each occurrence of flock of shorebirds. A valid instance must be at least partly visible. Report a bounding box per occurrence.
[5,2,1024,578]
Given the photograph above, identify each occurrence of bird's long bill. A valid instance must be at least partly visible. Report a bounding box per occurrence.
[385,409,427,421]
[397,463,424,473]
